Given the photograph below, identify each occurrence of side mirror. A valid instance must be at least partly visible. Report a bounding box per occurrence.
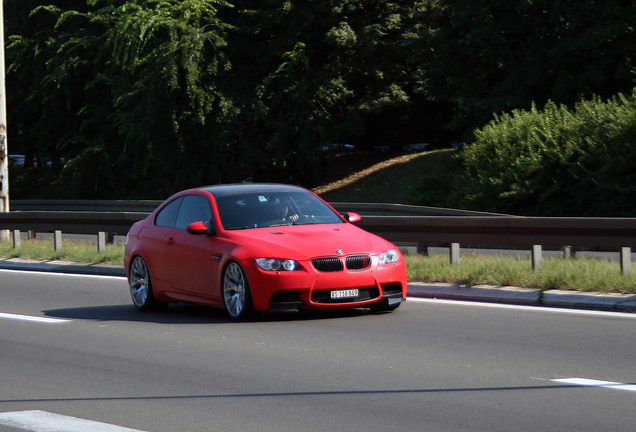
[186,220,216,236]
[342,212,361,223]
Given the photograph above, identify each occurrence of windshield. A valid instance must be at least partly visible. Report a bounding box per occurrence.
[215,191,345,230]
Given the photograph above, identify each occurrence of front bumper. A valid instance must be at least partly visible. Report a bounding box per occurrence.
[242,257,407,312]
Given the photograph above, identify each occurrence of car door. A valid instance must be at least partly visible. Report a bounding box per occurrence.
[166,194,222,300]
[145,196,183,287]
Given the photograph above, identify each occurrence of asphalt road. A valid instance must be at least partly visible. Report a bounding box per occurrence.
[1,269,636,432]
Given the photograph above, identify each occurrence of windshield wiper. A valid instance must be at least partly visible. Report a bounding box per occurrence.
[263,222,293,227]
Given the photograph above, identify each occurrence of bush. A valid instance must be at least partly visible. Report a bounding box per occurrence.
[410,90,636,216]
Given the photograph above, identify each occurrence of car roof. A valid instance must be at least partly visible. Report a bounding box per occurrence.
[199,183,307,198]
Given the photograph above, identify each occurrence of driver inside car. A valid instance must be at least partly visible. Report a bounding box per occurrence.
[268,199,299,224]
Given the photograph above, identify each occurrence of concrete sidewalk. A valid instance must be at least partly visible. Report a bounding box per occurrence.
[2,257,636,312]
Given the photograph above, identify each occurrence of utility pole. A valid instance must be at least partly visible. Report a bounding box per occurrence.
[0,0,8,241]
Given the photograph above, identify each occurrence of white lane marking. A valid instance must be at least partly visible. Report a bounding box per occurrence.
[408,297,636,319]
[551,378,636,393]
[0,312,70,324]
[0,410,146,432]
[0,268,125,280]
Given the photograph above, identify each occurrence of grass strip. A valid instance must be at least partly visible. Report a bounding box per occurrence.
[0,239,125,265]
[405,252,636,294]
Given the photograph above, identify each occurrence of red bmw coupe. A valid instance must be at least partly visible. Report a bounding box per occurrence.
[124,183,407,319]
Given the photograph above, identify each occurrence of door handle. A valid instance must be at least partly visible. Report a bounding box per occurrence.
[165,237,175,245]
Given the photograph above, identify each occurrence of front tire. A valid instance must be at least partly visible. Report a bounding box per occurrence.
[129,256,163,311]
[223,262,254,320]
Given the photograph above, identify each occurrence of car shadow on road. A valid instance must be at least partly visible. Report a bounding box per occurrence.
[42,303,376,324]
[43,304,230,324]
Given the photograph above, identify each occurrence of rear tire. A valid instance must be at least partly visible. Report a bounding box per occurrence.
[129,256,164,311]
[223,262,254,320]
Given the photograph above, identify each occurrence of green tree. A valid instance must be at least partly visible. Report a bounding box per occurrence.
[409,0,636,133]
[95,0,235,197]
[218,0,435,187]
[227,0,451,184]
[8,0,445,197]
[6,0,102,168]
[8,0,235,198]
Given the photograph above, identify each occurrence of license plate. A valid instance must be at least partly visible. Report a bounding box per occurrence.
[330,288,359,299]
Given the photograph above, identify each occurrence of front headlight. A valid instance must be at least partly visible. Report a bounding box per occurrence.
[379,249,399,265]
[256,258,298,271]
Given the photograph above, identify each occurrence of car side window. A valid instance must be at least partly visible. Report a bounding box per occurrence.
[155,197,183,228]
[175,195,213,230]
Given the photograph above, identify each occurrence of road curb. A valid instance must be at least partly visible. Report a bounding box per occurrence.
[408,282,636,312]
[408,282,542,304]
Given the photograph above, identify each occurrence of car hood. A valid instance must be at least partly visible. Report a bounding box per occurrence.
[224,223,393,260]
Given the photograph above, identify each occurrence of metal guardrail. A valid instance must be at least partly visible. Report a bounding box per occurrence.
[360,215,635,273]
[330,202,507,217]
[0,211,147,235]
[1,201,634,273]
[11,199,162,213]
[359,216,636,249]
[0,211,147,252]
[11,200,500,216]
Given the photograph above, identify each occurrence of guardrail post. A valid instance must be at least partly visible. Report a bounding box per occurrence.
[416,242,429,256]
[450,243,460,265]
[98,232,106,252]
[12,229,20,249]
[620,247,631,275]
[54,230,62,252]
[562,245,573,259]
[532,245,542,271]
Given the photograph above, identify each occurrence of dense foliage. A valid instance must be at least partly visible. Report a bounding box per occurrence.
[5,0,636,209]
[409,0,636,131]
[7,0,448,198]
